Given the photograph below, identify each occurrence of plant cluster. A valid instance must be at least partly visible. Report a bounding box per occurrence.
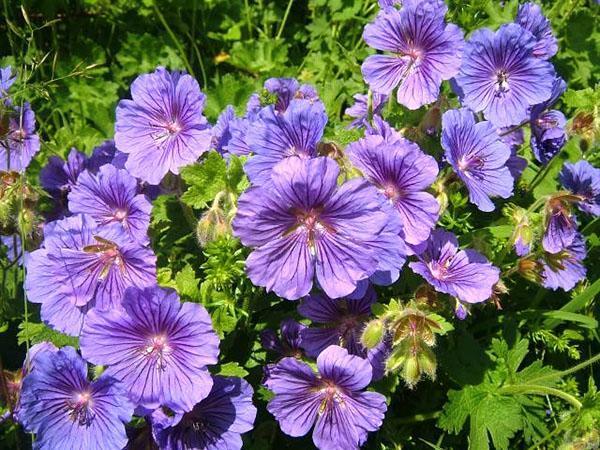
[0,0,599,449]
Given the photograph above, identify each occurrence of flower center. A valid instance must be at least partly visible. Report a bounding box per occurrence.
[494,70,510,94]
[428,259,452,280]
[382,182,401,201]
[113,208,128,221]
[395,47,423,80]
[83,236,125,280]
[144,334,170,371]
[67,391,94,426]
[338,315,360,347]
[457,154,484,174]
[317,381,345,415]
[164,119,182,135]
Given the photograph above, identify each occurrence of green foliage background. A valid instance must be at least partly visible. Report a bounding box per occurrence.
[0,0,599,449]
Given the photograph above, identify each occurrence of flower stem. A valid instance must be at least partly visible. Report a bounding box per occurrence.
[276,0,294,40]
[499,384,582,409]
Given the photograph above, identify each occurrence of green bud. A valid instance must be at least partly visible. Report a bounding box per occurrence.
[196,209,230,248]
[385,345,407,374]
[402,355,421,388]
[418,346,437,380]
[360,319,385,350]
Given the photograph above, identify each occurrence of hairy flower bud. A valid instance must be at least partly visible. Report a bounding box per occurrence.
[360,319,384,350]
[518,258,544,283]
[196,208,230,248]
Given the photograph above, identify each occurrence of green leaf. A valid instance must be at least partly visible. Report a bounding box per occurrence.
[439,338,567,449]
[227,39,289,76]
[180,152,228,209]
[17,322,78,348]
[544,277,600,329]
[541,310,597,329]
[213,361,249,378]
[211,306,239,336]
[175,265,200,301]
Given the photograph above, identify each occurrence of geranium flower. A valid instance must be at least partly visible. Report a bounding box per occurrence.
[455,23,555,127]
[80,286,220,412]
[68,164,152,244]
[114,66,212,184]
[362,0,464,109]
[18,346,134,450]
[233,157,405,300]
[151,375,256,450]
[264,345,387,450]
[409,229,500,303]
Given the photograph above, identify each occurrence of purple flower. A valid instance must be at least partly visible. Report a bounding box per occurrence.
[542,196,578,254]
[362,1,464,109]
[347,133,439,245]
[261,318,306,357]
[18,346,134,450]
[1,234,23,264]
[531,110,567,165]
[298,287,388,380]
[114,67,212,184]
[455,23,555,128]
[151,375,256,450]
[560,160,600,216]
[454,300,468,320]
[40,148,88,219]
[409,229,500,303]
[68,164,152,244]
[0,66,15,97]
[498,128,528,180]
[529,76,567,164]
[245,93,261,119]
[244,99,327,185]
[212,105,235,155]
[345,92,388,129]
[264,78,319,112]
[365,115,404,143]
[226,96,263,157]
[0,102,40,172]
[80,286,219,413]
[40,148,87,197]
[87,140,126,172]
[264,345,387,450]
[378,0,401,8]
[540,233,586,291]
[24,214,156,335]
[233,157,404,300]
[515,3,558,60]
[442,108,514,212]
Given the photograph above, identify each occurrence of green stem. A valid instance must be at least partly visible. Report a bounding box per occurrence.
[276,0,294,39]
[184,30,208,88]
[394,410,441,425]
[153,1,196,78]
[541,352,600,382]
[529,162,555,192]
[527,417,572,450]
[498,120,528,137]
[244,0,253,38]
[499,384,582,409]
[180,200,198,232]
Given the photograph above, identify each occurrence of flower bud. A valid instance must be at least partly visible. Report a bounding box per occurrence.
[415,284,438,307]
[418,346,437,380]
[360,319,385,350]
[196,208,230,248]
[402,355,421,388]
[454,300,468,320]
[518,257,543,283]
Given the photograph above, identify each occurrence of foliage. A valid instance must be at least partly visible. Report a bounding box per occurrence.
[0,0,599,449]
